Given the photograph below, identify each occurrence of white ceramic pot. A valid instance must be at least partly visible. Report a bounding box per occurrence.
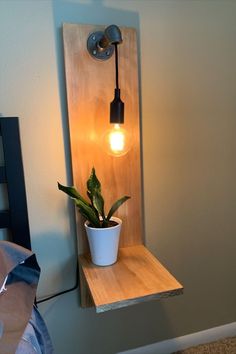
[84,217,122,266]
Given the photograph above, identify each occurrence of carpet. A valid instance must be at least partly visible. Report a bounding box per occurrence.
[173,336,236,354]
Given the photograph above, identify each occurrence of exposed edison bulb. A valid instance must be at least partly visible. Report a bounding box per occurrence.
[109,124,125,152]
[102,124,131,157]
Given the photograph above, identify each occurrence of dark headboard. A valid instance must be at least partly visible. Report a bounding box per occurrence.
[0,117,31,250]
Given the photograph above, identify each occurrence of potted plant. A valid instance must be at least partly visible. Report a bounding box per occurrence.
[58,167,130,266]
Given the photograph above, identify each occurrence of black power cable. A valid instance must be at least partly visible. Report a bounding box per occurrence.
[36,263,79,304]
[115,43,119,90]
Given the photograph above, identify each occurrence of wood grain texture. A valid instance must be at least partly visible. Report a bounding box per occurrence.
[79,245,183,313]
[63,24,143,253]
[79,262,94,308]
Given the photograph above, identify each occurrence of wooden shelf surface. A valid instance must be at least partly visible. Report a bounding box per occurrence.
[79,245,183,313]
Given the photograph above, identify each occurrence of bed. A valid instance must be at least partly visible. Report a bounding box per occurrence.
[0,117,53,354]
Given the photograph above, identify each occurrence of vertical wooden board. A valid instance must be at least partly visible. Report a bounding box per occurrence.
[79,262,94,308]
[63,23,143,251]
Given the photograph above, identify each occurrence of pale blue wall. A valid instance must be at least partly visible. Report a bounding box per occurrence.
[0,1,236,353]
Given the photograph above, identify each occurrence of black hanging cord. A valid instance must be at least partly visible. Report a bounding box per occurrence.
[115,43,119,90]
[110,42,124,124]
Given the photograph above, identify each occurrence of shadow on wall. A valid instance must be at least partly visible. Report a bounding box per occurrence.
[34,230,78,300]
[101,299,180,353]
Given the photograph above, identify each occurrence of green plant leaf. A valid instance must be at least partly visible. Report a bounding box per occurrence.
[87,167,101,194]
[87,191,93,204]
[106,196,130,221]
[101,219,109,228]
[92,191,105,218]
[58,182,89,206]
[87,190,100,220]
[74,199,100,228]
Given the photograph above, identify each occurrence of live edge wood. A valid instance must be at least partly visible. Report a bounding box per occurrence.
[79,245,183,313]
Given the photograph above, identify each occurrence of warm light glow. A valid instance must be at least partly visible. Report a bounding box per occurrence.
[109,124,125,153]
[101,124,131,157]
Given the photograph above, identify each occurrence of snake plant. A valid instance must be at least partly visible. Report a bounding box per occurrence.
[58,167,130,228]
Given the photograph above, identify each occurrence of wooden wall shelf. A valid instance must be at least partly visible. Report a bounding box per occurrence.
[63,23,183,312]
[80,245,183,313]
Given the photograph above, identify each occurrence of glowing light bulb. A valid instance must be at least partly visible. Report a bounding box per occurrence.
[109,124,125,152]
[102,124,131,157]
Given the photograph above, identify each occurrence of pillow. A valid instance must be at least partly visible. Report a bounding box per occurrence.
[0,241,40,354]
